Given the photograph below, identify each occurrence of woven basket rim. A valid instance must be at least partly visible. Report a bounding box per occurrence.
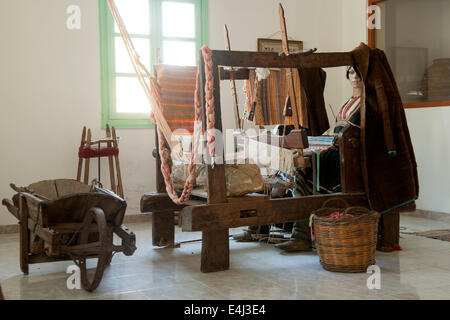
[313,206,379,222]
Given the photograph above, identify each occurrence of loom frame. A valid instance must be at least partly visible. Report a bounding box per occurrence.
[141,48,403,273]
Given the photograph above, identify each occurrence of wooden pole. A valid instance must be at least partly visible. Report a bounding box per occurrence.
[83,129,92,185]
[19,195,29,275]
[198,53,229,273]
[279,3,301,130]
[105,124,117,194]
[111,126,124,198]
[76,126,86,181]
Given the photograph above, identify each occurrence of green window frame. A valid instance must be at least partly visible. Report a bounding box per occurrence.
[98,0,209,129]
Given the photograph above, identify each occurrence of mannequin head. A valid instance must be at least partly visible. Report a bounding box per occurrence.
[346,65,363,98]
[346,65,363,89]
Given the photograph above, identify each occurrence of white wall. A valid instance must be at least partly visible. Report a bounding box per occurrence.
[341,0,368,99]
[0,0,156,225]
[373,0,450,213]
[405,108,450,213]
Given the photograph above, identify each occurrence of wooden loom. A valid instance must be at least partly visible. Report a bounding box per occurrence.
[140,46,406,273]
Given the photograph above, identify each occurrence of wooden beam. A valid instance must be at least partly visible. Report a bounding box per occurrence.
[19,195,29,275]
[154,126,167,194]
[249,128,309,150]
[200,54,229,273]
[219,67,250,80]
[152,210,175,247]
[339,126,365,193]
[2,199,19,219]
[212,50,355,69]
[224,24,241,130]
[105,124,117,194]
[76,126,86,182]
[181,193,368,232]
[279,3,300,129]
[140,192,186,213]
[204,56,228,204]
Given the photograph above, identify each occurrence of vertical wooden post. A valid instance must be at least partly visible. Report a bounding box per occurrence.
[339,126,364,193]
[378,208,400,250]
[83,129,92,185]
[152,211,175,247]
[76,126,86,181]
[19,195,29,275]
[312,152,318,194]
[224,24,241,130]
[111,127,124,198]
[105,124,117,194]
[152,127,175,247]
[199,53,230,273]
[0,284,4,300]
[155,126,166,194]
[279,3,301,130]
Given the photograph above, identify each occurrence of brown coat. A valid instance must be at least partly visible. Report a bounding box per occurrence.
[352,43,419,213]
[298,67,329,136]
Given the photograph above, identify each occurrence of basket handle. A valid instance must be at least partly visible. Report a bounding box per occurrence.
[321,198,349,209]
[343,206,371,215]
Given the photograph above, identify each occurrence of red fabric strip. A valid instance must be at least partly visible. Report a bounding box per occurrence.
[78,146,119,159]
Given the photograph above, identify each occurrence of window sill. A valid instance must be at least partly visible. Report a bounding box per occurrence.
[403,100,450,109]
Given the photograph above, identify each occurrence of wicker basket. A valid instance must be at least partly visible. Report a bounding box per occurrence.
[312,198,380,273]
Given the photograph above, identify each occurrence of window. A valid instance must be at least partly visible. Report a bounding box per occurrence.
[368,0,450,108]
[98,0,208,129]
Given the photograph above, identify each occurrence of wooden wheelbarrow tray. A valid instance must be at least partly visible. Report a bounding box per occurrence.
[2,179,136,291]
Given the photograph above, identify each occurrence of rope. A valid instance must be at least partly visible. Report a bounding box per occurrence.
[107,0,217,204]
[201,46,217,164]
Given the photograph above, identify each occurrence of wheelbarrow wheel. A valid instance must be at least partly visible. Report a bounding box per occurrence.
[74,207,112,292]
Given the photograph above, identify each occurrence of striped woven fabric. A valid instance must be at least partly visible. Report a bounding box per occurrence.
[154,64,198,135]
[246,68,301,126]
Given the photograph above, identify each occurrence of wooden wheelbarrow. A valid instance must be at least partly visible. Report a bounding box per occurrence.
[2,179,136,291]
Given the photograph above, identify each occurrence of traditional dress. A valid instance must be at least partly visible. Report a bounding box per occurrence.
[334,95,361,134]
[283,96,362,250]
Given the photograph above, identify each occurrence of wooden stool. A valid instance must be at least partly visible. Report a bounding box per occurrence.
[76,124,124,198]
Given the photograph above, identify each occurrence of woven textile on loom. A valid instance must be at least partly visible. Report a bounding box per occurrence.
[154,64,197,135]
[246,68,302,126]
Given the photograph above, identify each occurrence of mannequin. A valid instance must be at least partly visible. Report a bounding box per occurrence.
[276,65,364,252]
[234,66,364,247]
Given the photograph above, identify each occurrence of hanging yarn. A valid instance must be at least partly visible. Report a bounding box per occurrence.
[201,46,217,165]
[323,211,353,219]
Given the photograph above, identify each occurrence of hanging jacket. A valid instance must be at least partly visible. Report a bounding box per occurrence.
[298,67,329,136]
[352,43,419,213]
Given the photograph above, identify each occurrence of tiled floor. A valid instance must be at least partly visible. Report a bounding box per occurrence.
[0,214,449,300]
